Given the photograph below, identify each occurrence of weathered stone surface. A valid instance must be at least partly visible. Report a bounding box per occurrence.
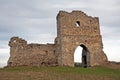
[56,10,107,67]
[7,10,108,67]
[8,37,57,67]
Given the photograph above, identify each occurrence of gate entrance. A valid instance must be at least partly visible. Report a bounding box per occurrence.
[74,44,90,67]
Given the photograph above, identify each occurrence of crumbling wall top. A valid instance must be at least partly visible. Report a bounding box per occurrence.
[9,37,27,47]
[57,10,98,19]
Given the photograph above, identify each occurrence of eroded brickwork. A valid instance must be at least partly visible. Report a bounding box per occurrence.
[8,37,57,67]
[56,11,107,67]
[7,10,108,67]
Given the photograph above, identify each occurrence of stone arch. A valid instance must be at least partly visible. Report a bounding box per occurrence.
[80,44,90,67]
[74,44,90,67]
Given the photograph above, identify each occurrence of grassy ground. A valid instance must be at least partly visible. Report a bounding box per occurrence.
[0,66,120,80]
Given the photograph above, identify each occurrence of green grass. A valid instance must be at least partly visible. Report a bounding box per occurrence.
[0,66,120,80]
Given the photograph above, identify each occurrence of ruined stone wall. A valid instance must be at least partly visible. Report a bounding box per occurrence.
[7,10,108,67]
[56,11,107,67]
[8,37,58,67]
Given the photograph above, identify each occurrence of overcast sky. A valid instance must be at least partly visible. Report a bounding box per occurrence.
[0,0,120,67]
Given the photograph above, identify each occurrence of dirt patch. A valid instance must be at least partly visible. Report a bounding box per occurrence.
[104,61,120,69]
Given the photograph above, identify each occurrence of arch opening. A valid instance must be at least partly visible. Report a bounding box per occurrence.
[74,44,90,67]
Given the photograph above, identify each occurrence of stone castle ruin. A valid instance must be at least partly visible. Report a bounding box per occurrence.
[7,10,108,67]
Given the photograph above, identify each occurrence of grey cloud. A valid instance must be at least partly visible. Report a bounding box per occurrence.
[0,41,9,49]
[0,0,119,42]
[26,33,56,44]
[0,0,59,21]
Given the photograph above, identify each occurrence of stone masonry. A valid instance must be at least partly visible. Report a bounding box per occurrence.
[8,37,57,66]
[7,10,108,67]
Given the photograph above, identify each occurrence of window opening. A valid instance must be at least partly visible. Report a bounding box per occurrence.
[76,21,80,27]
[13,40,17,43]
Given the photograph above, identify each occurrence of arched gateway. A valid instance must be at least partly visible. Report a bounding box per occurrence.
[79,44,90,67]
[56,11,107,67]
[74,44,90,67]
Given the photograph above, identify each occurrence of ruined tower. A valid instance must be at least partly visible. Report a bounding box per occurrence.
[56,11,107,67]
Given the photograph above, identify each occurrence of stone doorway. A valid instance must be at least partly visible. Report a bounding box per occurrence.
[74,44,90,67]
